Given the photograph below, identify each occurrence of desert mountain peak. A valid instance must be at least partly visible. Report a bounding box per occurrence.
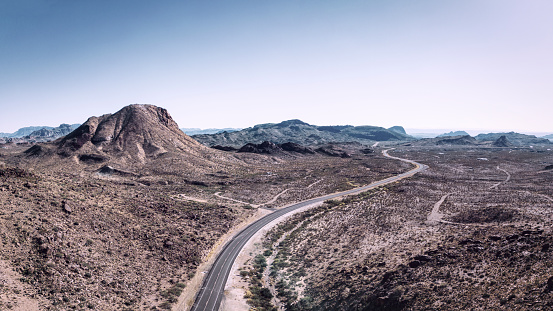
[57,104,203,164]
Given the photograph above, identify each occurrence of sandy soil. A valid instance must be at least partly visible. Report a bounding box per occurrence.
[219,201,324,311]
[174,183,330,310]
[173,194,208,203]
[426,193,451,224]
[0,259,47,310]
[489,166,511,189]
[174,208,274,311]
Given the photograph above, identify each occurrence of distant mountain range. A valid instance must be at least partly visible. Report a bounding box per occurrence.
[180,128,241,135]
[543,134,553,140]
[2,116,552,148]
[409,135,484,147]
[191,119,414,148]
[1,126,52,138]
[28,124,80,139]
[474,132,551,146]
[408,132,551,147]
[0,124,80,139]
[437,131,470,137]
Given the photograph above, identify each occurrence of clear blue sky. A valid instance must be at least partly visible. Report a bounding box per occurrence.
[1,0,552,133]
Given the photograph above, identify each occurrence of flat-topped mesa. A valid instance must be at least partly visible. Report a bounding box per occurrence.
[57,104,203,162]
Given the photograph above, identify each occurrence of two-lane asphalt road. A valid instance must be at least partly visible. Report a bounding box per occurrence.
[189,149,427,311]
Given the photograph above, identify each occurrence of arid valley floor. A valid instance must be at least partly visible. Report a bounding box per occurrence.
[1,106,552,310]
[238,148,553,311]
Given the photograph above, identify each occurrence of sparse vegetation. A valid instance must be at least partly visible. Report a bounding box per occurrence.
[0,131,405,309]
[248,147,553,310]
[242,254,276,311]
[2,106,552,310]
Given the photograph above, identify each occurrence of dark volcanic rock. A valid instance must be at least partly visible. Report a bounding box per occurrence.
[235,141,315,155]
[408,260,422,268]
[78,154,108,163]
[62,201,73,214]
[97,165,138,177]
[24,145,49,157]
[492,135,513,147]
[98,165,115,175]
[279,142,315,154]
[546,276,553,293]
[238,141,283,154]
[316,145,351,158]
[211,145,238,152]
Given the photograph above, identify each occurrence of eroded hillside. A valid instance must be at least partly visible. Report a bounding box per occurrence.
[0,138,403,310]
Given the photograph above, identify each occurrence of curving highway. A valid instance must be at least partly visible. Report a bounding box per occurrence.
[188,149,427,311]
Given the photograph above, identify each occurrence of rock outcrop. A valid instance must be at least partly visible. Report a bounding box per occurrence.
[238,141,283,154]
[280,142,315,154]
[57,104,204,164]
[492,135,513,147]
[235,141,316,155]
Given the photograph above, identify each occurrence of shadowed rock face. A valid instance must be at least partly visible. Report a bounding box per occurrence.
[238,141,283,154]
[316,144,351,158]
[211,145,238,152]
[57,104,203,163]
[493,135,513,147]
[24,145,48,157]
[280,142,315,154]
[232,141,317,155]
